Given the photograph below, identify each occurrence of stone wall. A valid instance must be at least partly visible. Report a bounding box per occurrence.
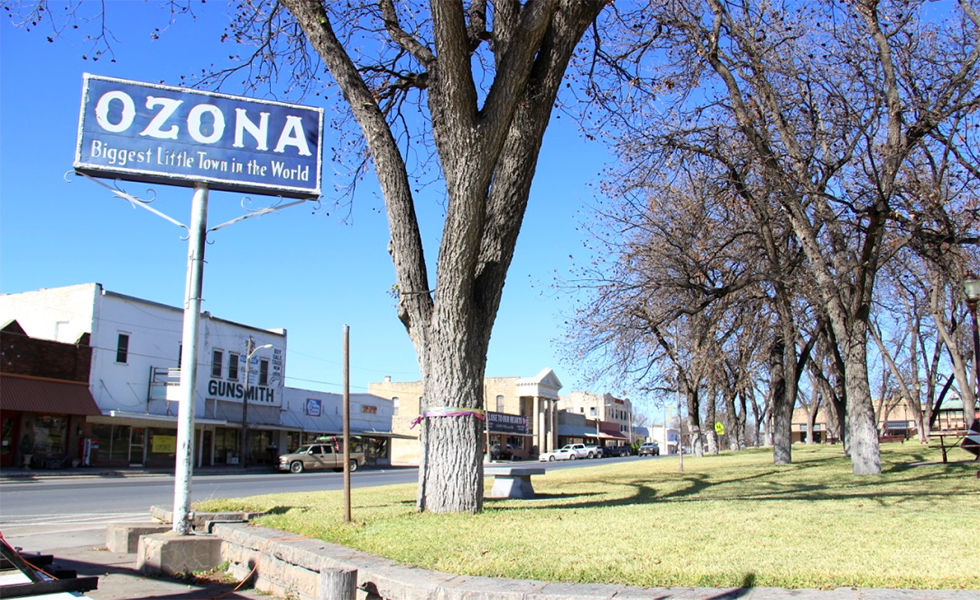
[210,522,629,600]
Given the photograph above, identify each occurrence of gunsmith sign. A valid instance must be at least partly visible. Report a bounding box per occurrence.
[75,74,324,198]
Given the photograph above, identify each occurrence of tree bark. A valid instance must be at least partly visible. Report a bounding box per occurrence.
[281,0,606,512]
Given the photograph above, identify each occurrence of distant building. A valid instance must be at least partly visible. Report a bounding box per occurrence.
[646,423,680,454]
[368,369,563,465]
[791,397,976,443]
[559,391,634,445]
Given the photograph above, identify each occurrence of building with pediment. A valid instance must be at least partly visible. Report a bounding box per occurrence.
[368,368,563,465]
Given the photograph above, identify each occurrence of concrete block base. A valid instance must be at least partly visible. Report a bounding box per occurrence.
[106,523,172,553]
[137,532,222,577]
[485,467,546,499]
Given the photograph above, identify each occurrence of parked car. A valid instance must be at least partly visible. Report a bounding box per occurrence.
[489,443,514,461]
[560,443,602,459]
[278,441,365,473]
[538,447,575,462]
[602,444,631,457]
[638,442,660,456]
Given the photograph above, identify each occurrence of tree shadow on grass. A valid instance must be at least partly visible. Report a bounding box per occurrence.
[705,573,756,599]
[484,491,604,504]
[262,505,301,516]
[497,452,977,512]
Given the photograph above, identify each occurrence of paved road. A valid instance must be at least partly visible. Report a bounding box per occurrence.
[0,466,422,550]
[0,456,637,550]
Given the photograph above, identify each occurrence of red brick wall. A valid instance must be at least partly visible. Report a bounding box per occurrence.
[1,321,92,382]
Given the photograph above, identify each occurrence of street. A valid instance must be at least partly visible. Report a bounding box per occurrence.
[0,456,645,552]
[0,467,418,552]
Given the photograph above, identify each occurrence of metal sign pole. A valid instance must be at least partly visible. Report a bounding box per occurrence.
[173,183,209,535]
[343,325,351,523]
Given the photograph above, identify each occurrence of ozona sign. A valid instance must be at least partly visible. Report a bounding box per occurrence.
[75,74,324,198]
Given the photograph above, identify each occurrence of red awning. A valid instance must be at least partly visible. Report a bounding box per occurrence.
[0,374,101,416]
[597,431,629,441]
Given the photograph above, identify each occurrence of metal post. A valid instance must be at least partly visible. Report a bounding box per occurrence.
[241,336,253,469]
[173,183,209,535]
[343,325,351,523]
[677,388,684,473]
[968,301,980,424]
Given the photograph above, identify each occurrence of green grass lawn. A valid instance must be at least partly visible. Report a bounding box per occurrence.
[196,444,979,590]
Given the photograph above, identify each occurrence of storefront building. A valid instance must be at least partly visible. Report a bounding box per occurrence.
[0,283,397,469]
[559,391,636,447]
[0,320,102,469]
[280,388,400,466]
[556,410,601,447]
[368,368,563,465]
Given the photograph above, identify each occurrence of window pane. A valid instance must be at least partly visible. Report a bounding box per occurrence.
[211,350,223,378]
[259,359,269,386]
[116,333,129,364]
[228,353,239,380]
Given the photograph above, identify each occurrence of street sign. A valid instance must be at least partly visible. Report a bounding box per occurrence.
[714,421,725,435]
[75,74,324,198]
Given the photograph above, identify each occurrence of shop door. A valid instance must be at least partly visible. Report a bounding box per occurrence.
[130,427,146,466]
[201,429,213,466]
[0,413,17,468]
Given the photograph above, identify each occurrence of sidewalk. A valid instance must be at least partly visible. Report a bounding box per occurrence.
[9,541,268,600]
[0,464,277,480]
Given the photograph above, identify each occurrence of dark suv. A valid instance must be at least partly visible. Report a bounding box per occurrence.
[602,444,631,457]
[638,442,660,456]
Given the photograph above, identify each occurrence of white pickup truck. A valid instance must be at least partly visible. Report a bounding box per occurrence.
[561,443,602,459]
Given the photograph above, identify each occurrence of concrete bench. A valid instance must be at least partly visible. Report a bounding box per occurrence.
[485,466,545,500]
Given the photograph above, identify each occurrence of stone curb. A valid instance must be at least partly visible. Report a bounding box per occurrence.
[209,523,980,600]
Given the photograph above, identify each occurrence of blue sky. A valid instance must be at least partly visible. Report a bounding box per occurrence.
[0,4,619,402]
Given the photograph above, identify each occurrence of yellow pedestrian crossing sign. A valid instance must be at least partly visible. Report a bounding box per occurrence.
[714,422,725,435]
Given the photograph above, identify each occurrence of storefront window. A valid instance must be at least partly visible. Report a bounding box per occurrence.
[248,430,272,463]
[30,415,68,457]
[90,423,111,464]
[147,427,178,465]
[110,424,131,462]
[366,438,389,462]
[214,427,237,464]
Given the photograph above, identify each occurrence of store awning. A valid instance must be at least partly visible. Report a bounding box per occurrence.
[0,374,101,416]
[597,432,629,441]
[558,424,598,438]
[101,411,228,426]
[319,430,418,440]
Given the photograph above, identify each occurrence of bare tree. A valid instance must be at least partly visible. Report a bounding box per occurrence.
[12,0,608,513]
[582,0,980,474]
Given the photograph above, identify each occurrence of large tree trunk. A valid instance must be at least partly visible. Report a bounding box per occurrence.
[686,387,704,456]
[417,322,490,512]
[841,327,881,475]
[724,387,746,450]
[805,389,819,445]
[705,395,719,455]
[770,336,792,464]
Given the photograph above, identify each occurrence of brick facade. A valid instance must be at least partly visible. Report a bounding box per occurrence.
[1,320,92,382]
